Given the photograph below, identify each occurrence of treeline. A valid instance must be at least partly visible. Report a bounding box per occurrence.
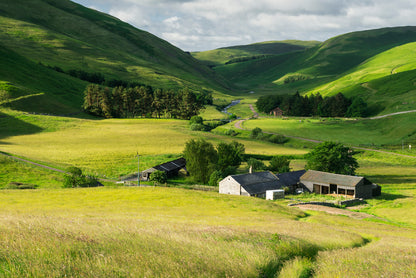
[83,84,212,119]
[256,92,369,117]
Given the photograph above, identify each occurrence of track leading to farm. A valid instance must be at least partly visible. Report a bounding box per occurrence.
[234,104,416,158]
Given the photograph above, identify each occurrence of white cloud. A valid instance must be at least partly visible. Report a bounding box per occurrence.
[72,0,416,51]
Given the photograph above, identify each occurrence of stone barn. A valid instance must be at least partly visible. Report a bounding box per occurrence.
[219,171,280,198]
[299,170,380,199]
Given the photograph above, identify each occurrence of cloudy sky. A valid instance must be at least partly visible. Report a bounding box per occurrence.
[72,0,416,51]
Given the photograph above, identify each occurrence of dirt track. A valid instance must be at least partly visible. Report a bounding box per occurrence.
[293,204,376,219]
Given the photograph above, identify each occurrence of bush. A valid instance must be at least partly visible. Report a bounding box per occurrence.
[189,115,203,125]
[150,170,167,185]
[250,127,263,139]
[63,167,100,188]
[267,134,288,144]
[190,123,206,131]
[208,170,223,187]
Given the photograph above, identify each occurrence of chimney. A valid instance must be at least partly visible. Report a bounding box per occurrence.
[249,165,253,174]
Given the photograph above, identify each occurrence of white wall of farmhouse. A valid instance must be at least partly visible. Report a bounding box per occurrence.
[219,176,241,195]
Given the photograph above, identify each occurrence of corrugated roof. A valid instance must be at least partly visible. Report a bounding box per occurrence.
[300,170,364,187]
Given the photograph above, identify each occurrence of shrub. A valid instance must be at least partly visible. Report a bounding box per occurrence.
[63,167,100,188]
[150,170,167,185]
[190,123,206,131]
[208,170,223,187]
[267,134,288,144]
[250,127,263,139]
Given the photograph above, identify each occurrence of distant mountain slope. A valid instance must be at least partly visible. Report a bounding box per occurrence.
[211,27,416,114]
[192,40,320,67]
[0,0,230,113]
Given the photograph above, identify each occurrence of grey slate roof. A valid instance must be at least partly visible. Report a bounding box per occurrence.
[142,158,186,174]
[230,171,280,195]
[276,170,306,187]
[300,170,364,187]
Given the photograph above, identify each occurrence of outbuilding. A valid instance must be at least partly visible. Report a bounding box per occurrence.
[141,158,187,181]
[299,170,379,199]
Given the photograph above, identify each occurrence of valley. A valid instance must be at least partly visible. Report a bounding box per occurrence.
[0,0,415,277]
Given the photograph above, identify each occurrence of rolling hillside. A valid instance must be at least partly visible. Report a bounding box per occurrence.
[192,40,320,67]
[211,27,416,114]
[0,0,230,113]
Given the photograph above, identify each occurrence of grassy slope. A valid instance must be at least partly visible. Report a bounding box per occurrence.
[0,0,230,113]
[0,177,415,277]
[192,40,320,66]
[213,27,416,113]
[0,108,308,181]
[241,114,416,148]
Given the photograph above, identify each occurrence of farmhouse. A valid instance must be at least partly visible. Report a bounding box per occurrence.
[299,170,381,199]
[219,170,306,198]
[141,158,187,181]
[270,107,283,117]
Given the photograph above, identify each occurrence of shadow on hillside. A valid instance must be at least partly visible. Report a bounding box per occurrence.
[367,175,416,185]
[376,192,409,201]
[0,111,43,140]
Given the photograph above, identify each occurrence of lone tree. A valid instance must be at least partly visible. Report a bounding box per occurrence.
[306,141,358,175]
[183,138,218,183]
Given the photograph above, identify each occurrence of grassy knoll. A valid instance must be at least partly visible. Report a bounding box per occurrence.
[241,114,416,149]
[0,109,307,181]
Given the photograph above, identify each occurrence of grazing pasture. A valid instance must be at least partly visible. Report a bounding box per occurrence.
[0,109,307,179]
[241,114,416,149]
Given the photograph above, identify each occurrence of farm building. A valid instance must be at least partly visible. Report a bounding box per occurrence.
[219,170,306,198]
[270,107,283,117]
[141,158,187,181]
[299,170,381,199]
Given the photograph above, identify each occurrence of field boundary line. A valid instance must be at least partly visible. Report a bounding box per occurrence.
[0,151,118,182]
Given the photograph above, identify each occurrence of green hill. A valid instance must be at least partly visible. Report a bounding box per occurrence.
[0,0,230,113]
[212,27,416,114]
[192,40,320,67]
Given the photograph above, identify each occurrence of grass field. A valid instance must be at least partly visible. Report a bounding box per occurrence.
[241,114,416,149]
[0,177,415,277]
[0,108,308,181]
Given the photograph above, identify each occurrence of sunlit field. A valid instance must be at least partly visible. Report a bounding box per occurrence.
[0,109,307,179]
[1,186,415,277]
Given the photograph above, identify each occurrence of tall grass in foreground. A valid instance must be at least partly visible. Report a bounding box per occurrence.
[0,187,375,277]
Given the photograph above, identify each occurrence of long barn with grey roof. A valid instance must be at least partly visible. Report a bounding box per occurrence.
[300,170,380,199]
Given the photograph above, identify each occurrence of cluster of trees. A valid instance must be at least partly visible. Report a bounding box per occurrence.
[183,139,245,185]
[83,84,212,119]
[183,138,293,185]
[256,92,369,117]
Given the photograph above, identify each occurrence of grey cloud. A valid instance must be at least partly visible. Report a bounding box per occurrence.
[72,0,416,51]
